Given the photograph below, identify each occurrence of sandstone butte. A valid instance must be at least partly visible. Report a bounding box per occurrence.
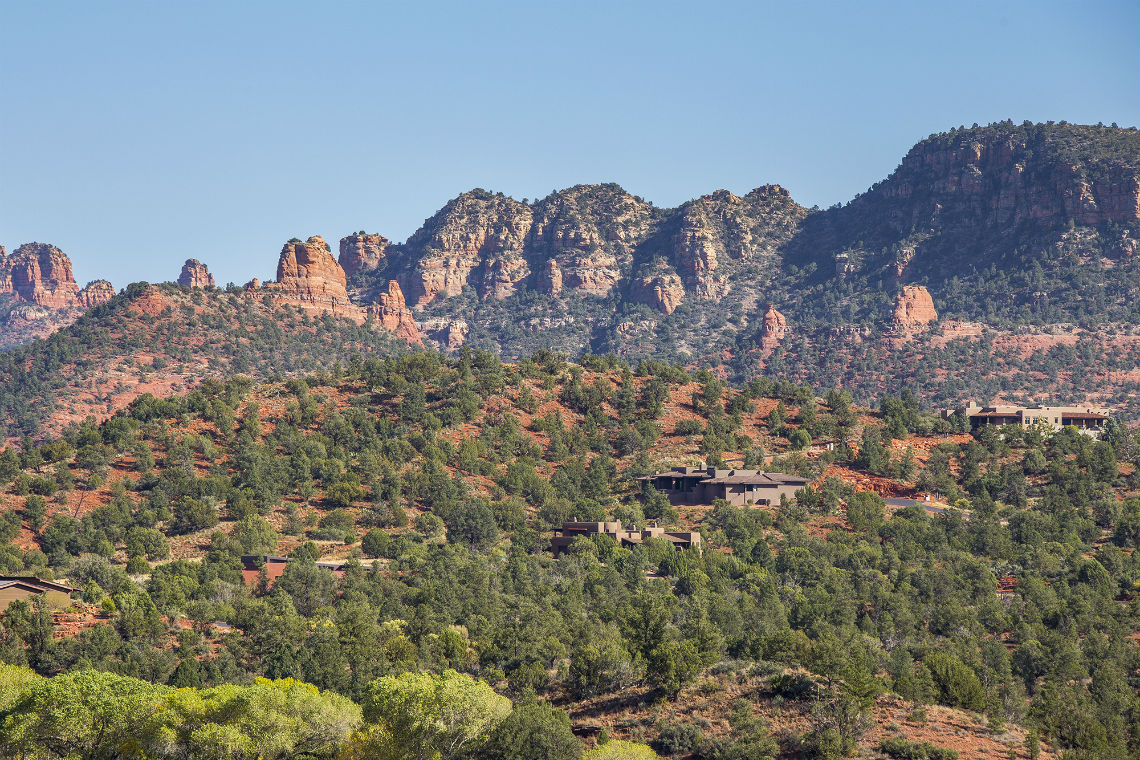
[0,243,113,310]
[892,285,939,329]
[247,236,422,345]
[177,259,215,289]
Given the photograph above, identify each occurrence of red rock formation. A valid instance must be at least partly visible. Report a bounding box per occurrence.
[77,280,115,308]
[272,236,349,307]
[244,278,261,291]
[366,280,422,345]
[178,259,215,288]
[339,233,390,276]
[759,304,787,354]
[407,192,533,305]
[633,272,684,315]
[538,260,563,297]
[7,243,80,308]
[892,286,938,329]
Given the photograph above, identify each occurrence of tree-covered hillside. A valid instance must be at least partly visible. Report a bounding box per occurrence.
[0,349,1137,758]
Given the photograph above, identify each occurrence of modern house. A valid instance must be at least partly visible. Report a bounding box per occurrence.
[550,520,702,557]
[638,465,809,507]
[0,576,78,613]
[941,404,1110,435]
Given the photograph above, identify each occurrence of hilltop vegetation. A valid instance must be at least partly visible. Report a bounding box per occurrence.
[0,282,407,442]
[0,349,1138,758]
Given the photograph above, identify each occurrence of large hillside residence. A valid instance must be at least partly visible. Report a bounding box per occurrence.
[941,404,1110,436]
[0,576,77,613]
[639,466,809,507]
[550,520,702,557]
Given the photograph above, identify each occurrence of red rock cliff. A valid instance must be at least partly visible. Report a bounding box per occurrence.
[272,236,350,306]
[892,285,938,329]
[6,243,81,308]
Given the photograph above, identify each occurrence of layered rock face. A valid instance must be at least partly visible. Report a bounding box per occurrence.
[880,128,1140,228]
[366,280,422,345]
[672,186,806,299]
[272,236,350,307]
[406,192,533,305]
[829,124,1140,284]
[178,259,215,288]
[78,280,115,308]
[241,237,421,345]
[528,184,655,296]
[0,243,116,348]
[632,270,684,315]
[339,233,390,276]
[892,286,938,329]
[5,243,81,308]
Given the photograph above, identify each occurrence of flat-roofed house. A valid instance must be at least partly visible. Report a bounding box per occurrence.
[550,520,702,557]
[0,576,78,612]
[942,404,1110,436]
[639,465,808,507]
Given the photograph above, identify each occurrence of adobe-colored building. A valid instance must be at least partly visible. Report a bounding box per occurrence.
[239,555,348,587]
[0,576,77,612]
[639,466,808,507]
[941,403,1110,436]
[550,520,702,557]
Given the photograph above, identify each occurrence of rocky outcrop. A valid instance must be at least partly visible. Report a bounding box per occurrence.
[406,191,533,305]
[759,304,787,354]
[339,233,390,276]
[672,187,806,300]
[632,270,684,315]
[529,184,655,296]
[850,124,1140,257]
[5,243,81,308]
[244,278,261,291]
[178,259,215,288]
[892,286,938,329]
[538,260,563,297]
[366,281,422,345]
[78,280,115,308]
[271,236,350,307]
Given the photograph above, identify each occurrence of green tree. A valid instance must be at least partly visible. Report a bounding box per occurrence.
[478,701,581,760]
[361,670,511,760]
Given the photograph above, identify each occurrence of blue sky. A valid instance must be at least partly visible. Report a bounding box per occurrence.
[1,1,1136,287]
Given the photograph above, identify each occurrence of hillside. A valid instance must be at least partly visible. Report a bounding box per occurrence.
[0,351,1137,757]
[2,121,1139,437]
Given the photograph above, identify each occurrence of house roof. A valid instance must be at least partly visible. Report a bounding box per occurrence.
[641,468,806,486]
[0,576,78,594]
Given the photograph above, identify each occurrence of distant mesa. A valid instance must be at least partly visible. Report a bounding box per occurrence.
[339,232,389,276]
[178,259,215,289]
[892,285,938,329]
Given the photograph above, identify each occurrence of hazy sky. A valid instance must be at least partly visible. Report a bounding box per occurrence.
[2,1,1136,287]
